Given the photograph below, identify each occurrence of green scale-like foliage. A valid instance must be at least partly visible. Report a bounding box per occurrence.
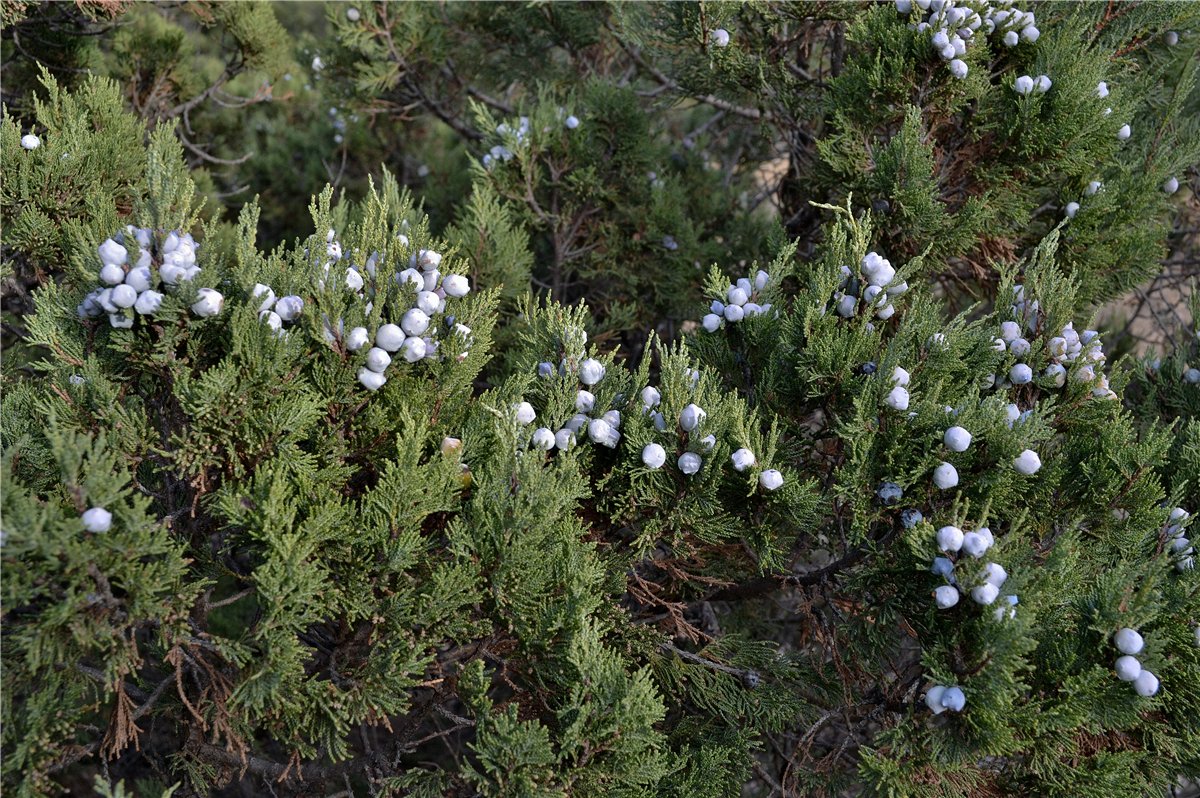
[3,6,1200,798]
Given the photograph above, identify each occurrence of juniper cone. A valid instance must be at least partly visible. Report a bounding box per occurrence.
[2,2,1200,798]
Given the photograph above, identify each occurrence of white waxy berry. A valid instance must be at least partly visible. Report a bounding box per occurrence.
[400,336,426,362]
[415,249,442,271]
[515,401,536,425]
[982,562,1007,586]
[702,313,722,332]
[935,585,960,609]
[1009,364,1033,384]
[1065,202,1080,218]
[933,462,959,490]
[564,115,580,129]
[110,284,137,308]
[642,443,667,469]
[1013,449,1041,475]
[895,0,912,12]
[1000,321,1020,342]
[869,261,896,287]
[754,270,769,290]
[124,266,151,293]
[1096,81,1109,98]
[397,268,422,291]
[836,294,857,317]
[891,366,910,386]
[1021,25,1039,42]
[975,527,994,548]
[250,284,275,315]
[949,59,968,79]
[191,288,223,318]
[941,686,966,712]
[98,239,128,267]
[1116,124,1131,141]
[699,434,716,452]
[759,469,784,491]
[710,28,730,47]
[680,403,706,432]
[885,386,910,411]
[727,286,749,307]
[724,304,745,322]
[589,418,620,448]
[925,686,948,714]
[442,274,470,297]
[678,452,703,475]
[1085,180,1102,196]
[876,304,896,320]
[275,296,304,321]
[1115,628,1144,655]
[531,427,555,450]
[135,290,164,315]
[641,386,661,409]
[1004,30,1019,46]
[365,347,391,373]
[971,583,1000,605]
[374,323,404,352]
[344,327,368,351]
[1163,177,1179,194]
[1010,338,1031,357]
[1044,363,1066,387]
[260,310,282,332]
[100,263,126,286]
[97,289,117,313]
[81,507,113,533]
[602,410,621,429]
[108,313,133,329]
[1133,670,1159,697]
[21,133,40,149]
[415,290,440,315]
[944,426,972,452]
[1014,75,1034,95]
[961,531,990,558]
[575,390,596,413]
[937,525,964,552]
[401,308,430,336]
[555,429,575,450]
[731,448,756,472]
[579,358,606,386]
[1033,74,1051,93]
[358,367,386,391]
[1114,655,1142,682]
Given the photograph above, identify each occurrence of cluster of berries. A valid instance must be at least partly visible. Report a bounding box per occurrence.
[896,0,1040,80]
[77,229,222,328]
[343,241,473,391]
[833,251,909,324]
[522,347,620,451]
[481,111,580,169]
[930,525,1013,611]
[1112,628,1160,697]
[1165,507,1194,573]
[701,270,774,332]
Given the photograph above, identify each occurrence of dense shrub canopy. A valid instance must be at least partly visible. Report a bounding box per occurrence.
[2,2,1198,797]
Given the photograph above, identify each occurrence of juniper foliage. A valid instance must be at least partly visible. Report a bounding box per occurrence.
[2,3,1199,798]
